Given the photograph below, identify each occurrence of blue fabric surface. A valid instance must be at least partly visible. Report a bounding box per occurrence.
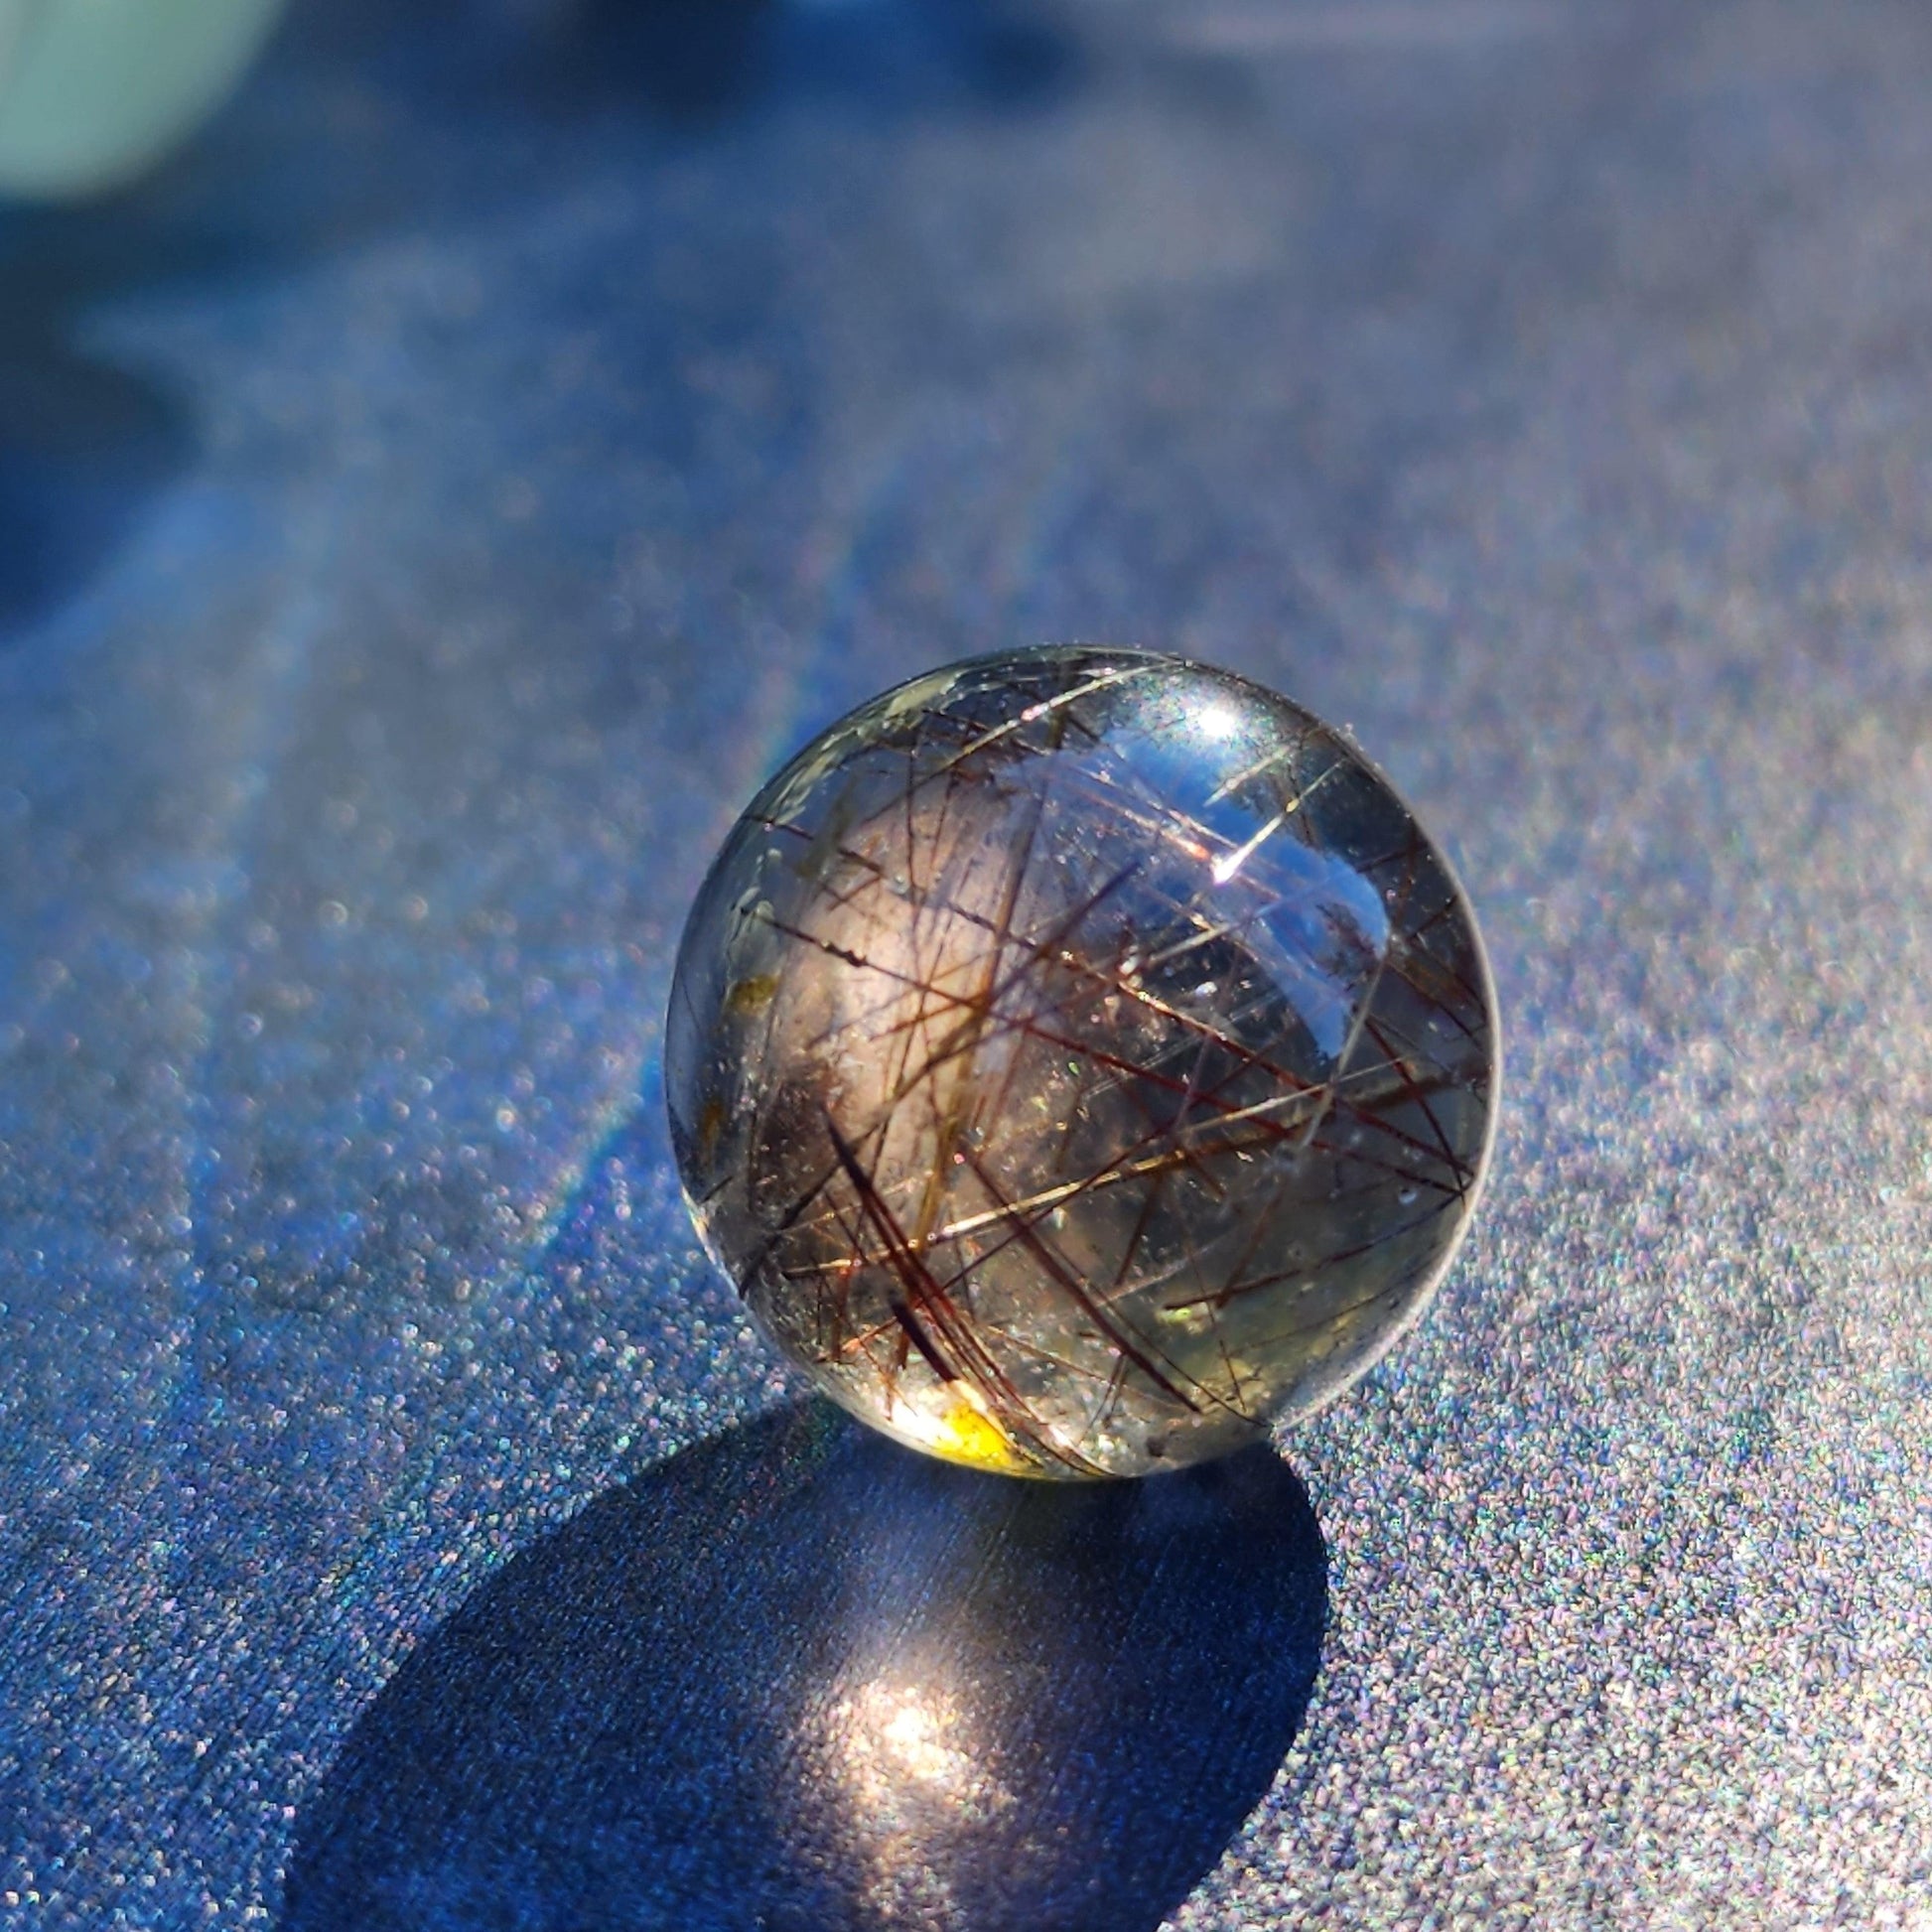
[4,0,1932,1925]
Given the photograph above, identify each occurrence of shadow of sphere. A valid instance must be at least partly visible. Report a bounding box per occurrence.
[0,342,192,642]
[284,1402,1327,1931]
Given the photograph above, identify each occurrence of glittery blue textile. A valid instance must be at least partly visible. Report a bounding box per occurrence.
[4,1,1932,1925]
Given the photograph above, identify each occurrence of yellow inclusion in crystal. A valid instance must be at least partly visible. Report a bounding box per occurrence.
[930,1400,1033,1474]
[726,973,781,1015]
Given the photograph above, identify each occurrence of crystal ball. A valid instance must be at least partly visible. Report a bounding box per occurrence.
[0,0,283,200]
[666,647,1498,1477]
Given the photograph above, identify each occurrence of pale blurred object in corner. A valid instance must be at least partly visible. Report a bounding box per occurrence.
[0,0,282,199]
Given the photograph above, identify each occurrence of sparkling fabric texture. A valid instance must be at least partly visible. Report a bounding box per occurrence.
[3,0,1932,1925]
[668,648,1495,1477]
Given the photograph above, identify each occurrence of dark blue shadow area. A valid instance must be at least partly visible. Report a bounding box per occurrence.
[520,0,1078,118]
[284,1404,1326,1931]
[0,347,191,641]
[0,263,194,642]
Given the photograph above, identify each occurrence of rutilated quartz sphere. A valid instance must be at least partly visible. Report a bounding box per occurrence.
[666,647,1498,1478]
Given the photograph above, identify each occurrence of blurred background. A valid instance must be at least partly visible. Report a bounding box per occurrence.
[4,0,1932,1926]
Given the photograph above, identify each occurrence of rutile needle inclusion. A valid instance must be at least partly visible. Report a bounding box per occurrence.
[666,647,1498,1477]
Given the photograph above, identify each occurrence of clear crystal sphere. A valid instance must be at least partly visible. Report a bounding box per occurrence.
[666,647,1498,1477]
